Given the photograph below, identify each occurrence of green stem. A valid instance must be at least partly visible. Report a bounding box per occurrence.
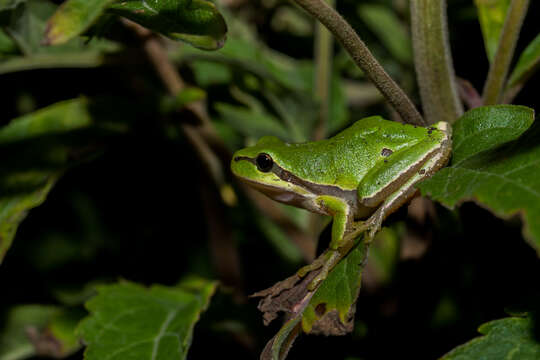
[293,0,426,126]
[313,0,334,140]
[410,0,463,124]
[482,0,530,105]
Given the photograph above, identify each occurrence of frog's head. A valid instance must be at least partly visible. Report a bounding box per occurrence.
[231,136,314,204]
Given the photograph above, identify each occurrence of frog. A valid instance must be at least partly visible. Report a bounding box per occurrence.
[231,116,451,287]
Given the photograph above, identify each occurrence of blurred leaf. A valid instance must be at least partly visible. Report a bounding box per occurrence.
[0,0,120,72]
[43,0,114,46]
[3,0,56,54]
[0,98,124,264]
[191,60,231,86]
[507,33,540,87]
[180,37,309,92]
[255,215,303,264]
[215,102,291,140]
[77,278,217,360]
[270,6,312,37]
[0,305,83,360]
[160,87,206,114]
[450,105,534,164]
[0,29,17,54]
[357,4,412,64]
[418,105,540,254]
[366,225,401,286]
[0,49,109,73]
[441,315,540,359]
[0,98,92,144]
[108,0,227,50]
[474,0,510,62]
[182,37,349,138]
[0,172,58,265]
[0,0,25,25]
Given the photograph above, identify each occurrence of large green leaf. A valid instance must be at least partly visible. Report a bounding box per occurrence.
[507,32,540,87]
[474,0,510,62]
[43,0,114,45]
[0,305,83,360]
[441,315,540,359]
[418,105,540,254]
[77,278,217,360]
[108,0,227,50]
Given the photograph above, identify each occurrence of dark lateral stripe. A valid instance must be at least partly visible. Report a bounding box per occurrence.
[234,155,358,207]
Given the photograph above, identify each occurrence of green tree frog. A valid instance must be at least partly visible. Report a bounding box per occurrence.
[231,116,451,284]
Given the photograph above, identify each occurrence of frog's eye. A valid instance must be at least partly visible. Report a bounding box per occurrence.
[256,153,273,172]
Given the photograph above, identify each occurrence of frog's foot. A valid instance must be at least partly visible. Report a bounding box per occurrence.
[297,253,328,278]
[306,249,340,291]
[362,209,384,243]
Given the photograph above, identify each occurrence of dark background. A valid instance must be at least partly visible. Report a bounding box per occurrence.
[1,0,539,359]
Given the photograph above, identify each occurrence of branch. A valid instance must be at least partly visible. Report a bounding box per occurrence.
[482,0,530,105]
[293,0,426,126]
[410,0,463,124]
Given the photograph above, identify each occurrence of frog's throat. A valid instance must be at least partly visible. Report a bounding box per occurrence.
[233,156,359,211]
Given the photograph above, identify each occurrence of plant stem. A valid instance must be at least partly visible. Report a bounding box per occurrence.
[482,0,530,105]
[293,0,426,126]
[313,0,334,140]
[410,0,463,124]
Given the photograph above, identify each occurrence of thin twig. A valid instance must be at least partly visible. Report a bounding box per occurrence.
[410,0,463,124]
[482,0,530,105]
[293,0,425,126]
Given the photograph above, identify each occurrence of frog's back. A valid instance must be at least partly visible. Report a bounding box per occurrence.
[272,116,438,190]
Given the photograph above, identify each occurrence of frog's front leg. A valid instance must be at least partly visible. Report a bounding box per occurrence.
[297,195,354,289]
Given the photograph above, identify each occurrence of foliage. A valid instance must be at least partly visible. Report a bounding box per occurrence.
[0,0,539,359]
[77,278,217,360]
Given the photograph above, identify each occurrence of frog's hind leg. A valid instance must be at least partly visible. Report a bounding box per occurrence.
[360,143,451,243]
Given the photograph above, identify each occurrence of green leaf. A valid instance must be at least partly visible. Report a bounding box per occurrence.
[77,278,217,360]
[301,241,367,333]
[451,105,534,164]
[258,239,369,360]
[108,0,227,50]
[0,305,83,360]
[43,0,114,46]
[418,105,540,254]
[474,0,510,62]
[357,4,412,64]
[441,315,540,359]
[507,32,540,87]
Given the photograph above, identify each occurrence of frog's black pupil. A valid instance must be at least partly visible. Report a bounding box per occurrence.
[256,153,273,172]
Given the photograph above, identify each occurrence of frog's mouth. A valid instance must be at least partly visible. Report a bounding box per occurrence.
[238,177,313,207]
